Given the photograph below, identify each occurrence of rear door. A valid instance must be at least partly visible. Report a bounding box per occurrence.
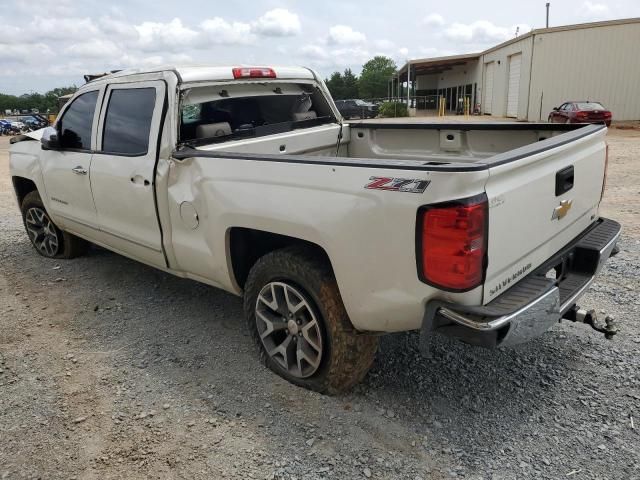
[559,103,573,122]
[90,80,166,266]
[506,54,522,118]
[483,62,495,114]
[482,126,607,303]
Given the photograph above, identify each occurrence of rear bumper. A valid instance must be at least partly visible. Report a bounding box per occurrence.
[422,218,621,347]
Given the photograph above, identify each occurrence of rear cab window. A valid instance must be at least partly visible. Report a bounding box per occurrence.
[178,82,337,146]
[101,88,157,155]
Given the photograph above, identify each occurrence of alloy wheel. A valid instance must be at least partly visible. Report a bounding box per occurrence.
[25,207,60,257]
[255,281,324,378]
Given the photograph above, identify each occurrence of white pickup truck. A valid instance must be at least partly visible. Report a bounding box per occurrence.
[9,66,621,393]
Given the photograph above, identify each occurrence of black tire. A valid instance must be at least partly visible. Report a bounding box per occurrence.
[21,190,89,259]
[243,246,378,394]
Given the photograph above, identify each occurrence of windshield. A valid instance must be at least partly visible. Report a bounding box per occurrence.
[179,82,337,146]
[354,100,369,106]
[575,102,605,111]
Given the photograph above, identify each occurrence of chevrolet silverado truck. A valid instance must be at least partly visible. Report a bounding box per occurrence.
[9,66,621,393]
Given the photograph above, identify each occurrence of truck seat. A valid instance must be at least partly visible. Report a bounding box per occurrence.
[196,122,232,139]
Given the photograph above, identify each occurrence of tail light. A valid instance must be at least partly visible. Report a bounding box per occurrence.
[417,195,488,291]
[576,111,589,120]
[601,143,609,201]
[232,67,276,79]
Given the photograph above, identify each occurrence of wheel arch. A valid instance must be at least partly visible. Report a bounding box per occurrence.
[11,176,38,206]
[227,227,334,291]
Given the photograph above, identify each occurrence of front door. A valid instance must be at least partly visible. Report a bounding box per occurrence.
[90,81,167,266]
[39,88,103,238]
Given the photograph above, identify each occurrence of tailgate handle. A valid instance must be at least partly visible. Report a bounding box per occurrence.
[555,166,574,196]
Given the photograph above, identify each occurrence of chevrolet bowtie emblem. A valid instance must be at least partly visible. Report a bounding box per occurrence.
[551,199,573,220]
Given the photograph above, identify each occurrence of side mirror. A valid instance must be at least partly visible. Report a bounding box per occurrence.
[41,126,61,150]
[553,107,559,111]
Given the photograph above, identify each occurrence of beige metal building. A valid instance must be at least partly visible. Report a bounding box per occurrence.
[395,18,640,121]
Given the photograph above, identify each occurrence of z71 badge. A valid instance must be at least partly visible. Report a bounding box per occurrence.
[364,177,431,194]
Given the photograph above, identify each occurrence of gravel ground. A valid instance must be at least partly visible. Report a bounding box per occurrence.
[1,129,639,480]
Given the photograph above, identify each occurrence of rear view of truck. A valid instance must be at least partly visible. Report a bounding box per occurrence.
[419,124,620,348]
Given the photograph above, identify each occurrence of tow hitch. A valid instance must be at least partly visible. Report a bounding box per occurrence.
[562,306,619,339]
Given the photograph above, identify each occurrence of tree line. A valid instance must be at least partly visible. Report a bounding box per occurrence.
[1,55,398,114]
[0,86,78,114]
[324,56,396,100]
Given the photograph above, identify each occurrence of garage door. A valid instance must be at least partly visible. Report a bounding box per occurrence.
[506,53,522,118]
[483,62,495,114]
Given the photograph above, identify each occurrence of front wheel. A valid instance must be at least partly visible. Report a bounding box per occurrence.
[243,246,378,394]
[21,191,89,259]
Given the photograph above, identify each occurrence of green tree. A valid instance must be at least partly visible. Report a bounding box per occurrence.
[325,71,345,100]
[0,85,78,114]
[341,68,359,99]
[358,56,397,99]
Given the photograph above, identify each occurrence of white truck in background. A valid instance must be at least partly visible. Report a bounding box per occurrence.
[9,66,620,393]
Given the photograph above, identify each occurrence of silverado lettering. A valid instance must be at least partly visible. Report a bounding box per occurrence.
[489,263,532,297]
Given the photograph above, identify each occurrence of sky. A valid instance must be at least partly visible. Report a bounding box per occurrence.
[1,0,638,95]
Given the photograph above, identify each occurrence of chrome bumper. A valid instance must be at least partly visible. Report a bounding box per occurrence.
[422,218,621,348]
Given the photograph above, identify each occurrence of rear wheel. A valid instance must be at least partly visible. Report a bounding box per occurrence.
[21,191,89,259]
[243,246,378,394]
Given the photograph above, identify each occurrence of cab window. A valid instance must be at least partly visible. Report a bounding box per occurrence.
[58,91,99,150]
[101,88,157,155]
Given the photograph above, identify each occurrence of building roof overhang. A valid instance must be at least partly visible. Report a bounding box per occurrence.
[396,53,481,81]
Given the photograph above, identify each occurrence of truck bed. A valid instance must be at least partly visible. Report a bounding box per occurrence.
[170,121,608,331]
[179,121,601,170]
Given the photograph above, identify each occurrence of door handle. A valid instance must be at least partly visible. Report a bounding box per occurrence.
[72,166,87,175]
[130,175,150,186]
[555,165,574,196]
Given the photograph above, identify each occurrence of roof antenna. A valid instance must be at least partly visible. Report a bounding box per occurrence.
[546,2,550,28]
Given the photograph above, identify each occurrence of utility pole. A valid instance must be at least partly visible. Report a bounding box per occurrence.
[406,62,411,109]
[546,3,550,28]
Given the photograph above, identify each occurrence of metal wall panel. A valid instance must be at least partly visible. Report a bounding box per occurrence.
[506,53,522,117]
[528,22,640,121]
[480,36,534,119]
[483,62,495,114]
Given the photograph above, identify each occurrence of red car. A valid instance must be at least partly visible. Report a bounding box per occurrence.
[548,101,612,126]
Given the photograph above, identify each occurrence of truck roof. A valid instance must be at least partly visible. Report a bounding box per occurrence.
[87,65,317,85]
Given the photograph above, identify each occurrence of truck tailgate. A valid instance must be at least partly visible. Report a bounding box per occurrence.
[483,125,607,304]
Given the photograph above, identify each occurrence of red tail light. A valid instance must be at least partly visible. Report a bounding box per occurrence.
[417,195,488,291]
[576,111,589,120]
[232,67,276,79]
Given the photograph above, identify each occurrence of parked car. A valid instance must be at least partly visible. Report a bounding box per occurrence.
[335,99,379,119]
[0,119,12,135]
[21,116,48,131]
[1,119,23,135]
[548,101,612,126]
[9,65,620,393]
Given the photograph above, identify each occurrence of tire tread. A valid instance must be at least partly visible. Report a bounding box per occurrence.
[243,245,378,394]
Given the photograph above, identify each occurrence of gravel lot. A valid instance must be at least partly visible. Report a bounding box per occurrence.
[1,129,638,480]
